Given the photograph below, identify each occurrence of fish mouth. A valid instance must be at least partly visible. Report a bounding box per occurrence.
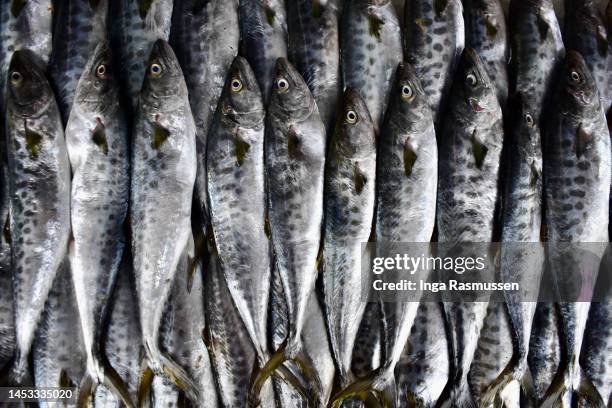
[571,90,592,105]
[468,97,487,113]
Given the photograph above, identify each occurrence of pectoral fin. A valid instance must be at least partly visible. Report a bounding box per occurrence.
[404,142,418,177]
[24,121,43,158]
[152,121,171,150]
[576,123,592,158]
[354,163,368,194]
[471,131,488,169]
[92,119,109,155]
[234,134,251,166]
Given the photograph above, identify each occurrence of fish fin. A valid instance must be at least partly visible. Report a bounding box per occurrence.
[575,367,605,408]
[453,383,477,408]
[536,9,550,39]
[485,16,499,39]
[480,354,520,407]
[264,215,271,240]
[312,0,323,18]
[596,25,609,57]
[89,0,101,9]
[187,233,207,293]
[192,0,207,14]
[77,374,96,408]
[406,390,425,407]
[137,365,155,407]
[263,2,276,25]
[234,133,251,166]
[414,18,428,33]
[287,127,301,159]
[368,10,385,41]
[470,130,488,169]
[24,121,43,158]
[404,141,418,177]
[59,368,75,388]
[330,369,396,408]
[3,212,11,245]
[138,0,153,19]
[520,367,538,406]
[101,358,138,408]
[529,160,540,188]
[354,163,368,194]
[158,352,201,402]
[540,367,568,408]
[434,0,448,16]
[575,123,592,158]
[92,119,109,155]
[152,120,171,150]
[249,344,289,407]
[10,0,26,17]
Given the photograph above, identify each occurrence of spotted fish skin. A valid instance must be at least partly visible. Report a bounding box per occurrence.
[130,40,198,399]
[543,50,610,406]
[403,0,464,127]
[207,56,270,366]
[65,42,129,397]
[322,88,376,387]
[170,0,239,235]
[464,0,509,107]
[565,0,612,114]
[340,0,403,133]
[110,0,174,112]
[6,50,71,383]
[509,0,565,124]
[287,0,341,131]
[49,0,108,124]
[351,302,382,379]
[436,48,503,407]
[239,0,287,102]
[528,301,561,401]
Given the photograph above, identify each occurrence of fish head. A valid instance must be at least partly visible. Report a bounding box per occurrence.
[221,56,265,127]
[561,50,599,110]
[510,93,541,167]
[269,58,313,119]
[140,40,186,105]
[74,42,117,113]
[456,48,498,118]
[389,62,431,131]
[7,50,52,117]
[332,88,376,158]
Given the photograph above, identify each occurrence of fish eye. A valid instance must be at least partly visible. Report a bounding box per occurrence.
[466,73,477,87]
[10,71,22,85]
[401,85,414,100]
[570,70,581,83]
[149,62,163,77]
[96,64,107,78]
[525,113,534,127]
[231,78,243,92]
[277,78,289,92]
[345,109,358,124]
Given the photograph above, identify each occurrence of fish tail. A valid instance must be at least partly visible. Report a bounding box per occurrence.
[77,357,136,408]
[329,367,397,408]
[435,379,476,408]
[574,367,605,408]
[157,352,201,403]
[0,351,32,387]
[481,353,536,406]
[137,364,155,407]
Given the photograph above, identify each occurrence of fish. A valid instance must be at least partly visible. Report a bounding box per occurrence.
[3,50,71,385]
[436,48,504,408]
[564,0,612,114]
[93,252,142,408]
[541,49,610,408]
[464,0,509,108]
[396,302,450,407]
[403,0,465,127]
[334,62,438,407]
[169,0,239,236]
[0,270,13,370]
[340,0,403,132]
[207,56,271,369]
[474,97,545,405]
[31,260,86,407]
[528,301,562,402]
[64,41,133,407]
[321,87,376,391]
[249,58,326,406]
[109,0,174,112]
[509,0,565,124]
[351,301,383,381]
[239,0,288,102]
[130,39,199,402]
[287,0,341,131]
[49,0,108,124]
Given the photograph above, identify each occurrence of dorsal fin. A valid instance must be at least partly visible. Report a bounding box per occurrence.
[91,118,109,155]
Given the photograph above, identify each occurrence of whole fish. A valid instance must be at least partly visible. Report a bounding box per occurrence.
[287,0,341,131]
[250,58,326,405]
[170,0,239,234]
[403,0,465,127]
[340,0,403,132]
[32,260,86,405]
[464,0,509,107]
[94,253,142,408]
[436,48,504,407]
[239,0,287,102]
[130,39,199,401]
[49,0,108,124]
[509,0,565,124]
[5,50,71,384]
[564,0,612,114]
[65,41,132,407]
[528,302,562,402]
[396,303,449,407]
[109,0,174,112]
[207,56,271,367]
[542,50,610,407]
[321,88,376,389]
[473,97,544,405]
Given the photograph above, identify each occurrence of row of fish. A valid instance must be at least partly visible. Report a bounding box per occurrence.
[0,0,610,407]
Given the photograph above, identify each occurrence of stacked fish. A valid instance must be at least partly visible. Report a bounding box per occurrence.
[0,0,610,407]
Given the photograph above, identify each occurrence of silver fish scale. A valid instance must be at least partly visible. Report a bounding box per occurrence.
[111,0,174,112]
[7,81,71,381]
[341,0,403,133]
[404,0,465,126]
[464,0,509,107]
[287,0,341,131]
[49,0,108,124]
[510,0,565,123]
[240,0,287,102]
